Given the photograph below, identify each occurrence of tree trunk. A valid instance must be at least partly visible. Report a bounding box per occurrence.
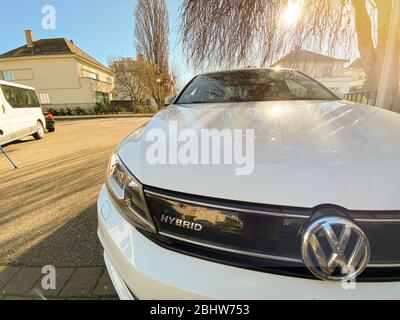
[375,0,397,94]
[376,0,400,110]
[352,0,377,89]
[352,0,395,91]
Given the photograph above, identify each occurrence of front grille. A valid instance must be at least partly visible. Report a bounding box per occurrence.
[143,186,400,281]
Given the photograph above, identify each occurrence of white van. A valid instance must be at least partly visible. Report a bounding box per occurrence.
[0,80,46,146]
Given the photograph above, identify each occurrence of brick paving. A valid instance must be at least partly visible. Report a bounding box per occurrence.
[0,266,118,300]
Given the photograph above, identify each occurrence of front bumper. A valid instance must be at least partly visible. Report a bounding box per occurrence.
[97,185,400,300]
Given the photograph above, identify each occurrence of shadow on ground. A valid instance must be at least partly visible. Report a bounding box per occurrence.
[14,204,103,267]
[0,149,110,266]
[0,118,148,299]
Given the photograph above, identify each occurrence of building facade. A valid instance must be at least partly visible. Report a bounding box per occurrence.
[0,30,114,111]
[272,47,352,95]
[343,58,368,92]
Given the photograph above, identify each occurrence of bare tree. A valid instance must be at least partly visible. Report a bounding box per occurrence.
[135,0,175,109]
[111,58,149,106]
[181,0,398,90]
[135,0,169,73]
[139,59,177,108]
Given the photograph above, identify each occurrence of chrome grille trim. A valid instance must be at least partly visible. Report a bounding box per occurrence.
[159,231,303,264]
[146,189,400,269]
[367,263,400,268]
[145,190,310,219]
[354,218,400,223]
[160,232,400,268]
[145,190,400,223]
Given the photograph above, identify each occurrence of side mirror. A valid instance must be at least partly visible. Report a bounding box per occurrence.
[164,96,176,107]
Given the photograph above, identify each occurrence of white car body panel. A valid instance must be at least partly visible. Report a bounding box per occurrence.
[0,80,46,145]
[118,100,400,211]
[98,186,400,300]
[99,69,400,300]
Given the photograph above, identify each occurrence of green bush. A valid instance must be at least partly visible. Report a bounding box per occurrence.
[46,103,156,116]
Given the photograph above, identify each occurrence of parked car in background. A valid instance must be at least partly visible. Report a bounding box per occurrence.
[43,112,55,133]
[98,68,400,300]
[0,80,46,145]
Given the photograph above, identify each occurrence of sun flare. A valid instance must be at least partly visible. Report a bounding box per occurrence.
[284,1,301,25]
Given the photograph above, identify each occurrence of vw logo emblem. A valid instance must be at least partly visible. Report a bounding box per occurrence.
[301,216,371,281]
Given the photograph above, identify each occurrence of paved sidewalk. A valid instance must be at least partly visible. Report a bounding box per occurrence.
[54,113,154,121]
[0,266,118,300]
[0,119,148,300]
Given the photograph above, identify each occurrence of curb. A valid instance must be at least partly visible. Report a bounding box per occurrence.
[54,114,154,121]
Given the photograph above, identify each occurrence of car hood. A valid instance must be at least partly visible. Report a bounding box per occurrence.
[118,100,400,210]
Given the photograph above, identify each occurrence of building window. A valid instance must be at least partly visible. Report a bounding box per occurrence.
[95,91,110,105]
[82,70,99,80]
[1,70,15,81]
[39,93,51,104]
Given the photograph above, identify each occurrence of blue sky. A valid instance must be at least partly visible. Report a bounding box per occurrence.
[0,0,195,86]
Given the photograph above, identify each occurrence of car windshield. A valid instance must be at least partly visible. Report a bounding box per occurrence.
[176,69,338,104]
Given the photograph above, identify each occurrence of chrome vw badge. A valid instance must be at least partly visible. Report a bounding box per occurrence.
[301,216,371,281]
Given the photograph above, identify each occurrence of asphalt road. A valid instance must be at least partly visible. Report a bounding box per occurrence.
[0,118,150,267]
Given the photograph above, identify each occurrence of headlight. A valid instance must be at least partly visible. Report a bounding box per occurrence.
[106,153,156,232]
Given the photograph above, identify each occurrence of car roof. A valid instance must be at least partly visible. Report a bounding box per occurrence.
[0,79,36,91]
[200,67,296,77]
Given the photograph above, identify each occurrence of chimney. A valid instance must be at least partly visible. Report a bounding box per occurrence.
[25,30,34,48]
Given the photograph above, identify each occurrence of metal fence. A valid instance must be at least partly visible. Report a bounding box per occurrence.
[344,87,400,111]
[344,90,378,106]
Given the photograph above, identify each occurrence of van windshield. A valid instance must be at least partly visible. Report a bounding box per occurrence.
[176,69,338,104]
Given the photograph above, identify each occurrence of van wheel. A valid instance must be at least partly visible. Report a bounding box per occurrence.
[33,121,45,140]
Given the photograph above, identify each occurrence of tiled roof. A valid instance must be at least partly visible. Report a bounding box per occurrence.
[0,38,110,71]
[272,48,349,66]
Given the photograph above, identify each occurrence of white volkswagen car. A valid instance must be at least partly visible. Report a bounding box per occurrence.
[97,68,400,300]
[0,80,46,146]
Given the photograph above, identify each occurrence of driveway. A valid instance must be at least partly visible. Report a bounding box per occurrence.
[0,118,150,299]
